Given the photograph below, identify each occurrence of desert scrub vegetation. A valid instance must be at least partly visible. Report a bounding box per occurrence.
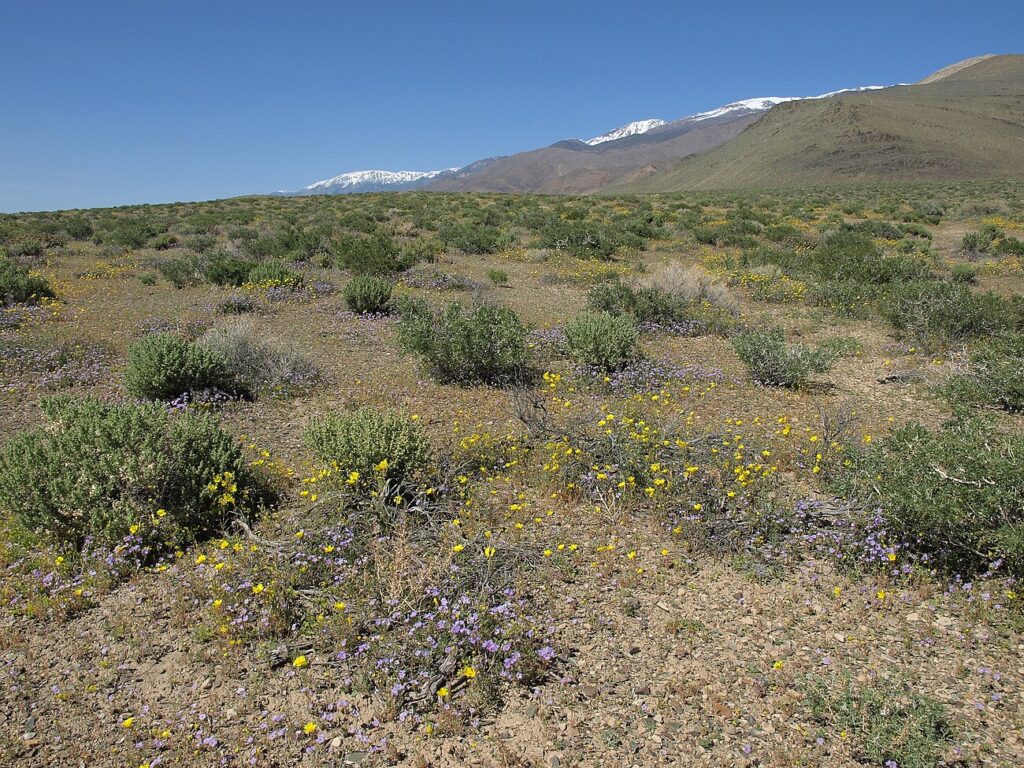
[804,675,952,768]
[588,263,738,335]
[0,254,55,305]
[305,407,431,491]
[396,297,528,384]
[730,328,835,387]
[0,396,270,550]
[831,417,1024,575]
[942,332,1024,412]
[564,311,640,371]
[124,332,234,401]
[342,273,393,314]
[880,280,1016,349]
[197,319,321,396]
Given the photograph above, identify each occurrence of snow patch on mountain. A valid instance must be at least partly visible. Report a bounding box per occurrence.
[303,169,457,192]
[585,119,667,146]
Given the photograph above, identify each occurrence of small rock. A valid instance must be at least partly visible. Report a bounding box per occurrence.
[343,751,367,765]
[330,736,342,749]
[525,703,539,717]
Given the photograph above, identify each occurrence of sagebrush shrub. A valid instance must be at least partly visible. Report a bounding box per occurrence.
[306,407,431,487]
[124,332,235,400]
[0,396,269,549]
[950,263,977,284]
[343,274,393,314]
[197,319,320,396]
[731,328,833,387]
[0,256,54,305]
[202,251,257,286]
[832,417,1024,574]
[881,281,1011,348]
[942,332,1024,412]
[396,297,528,384]
[564,311,639,371]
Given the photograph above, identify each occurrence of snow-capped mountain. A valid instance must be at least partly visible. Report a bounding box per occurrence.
[585,119,666,146]
[687,96,800,122]
[282,82,896,196]
[290,168,459,195]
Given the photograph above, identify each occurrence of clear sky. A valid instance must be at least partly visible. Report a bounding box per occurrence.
[1,0,1022,212]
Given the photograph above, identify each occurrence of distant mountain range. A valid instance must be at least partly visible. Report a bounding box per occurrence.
[275,54,1024,195]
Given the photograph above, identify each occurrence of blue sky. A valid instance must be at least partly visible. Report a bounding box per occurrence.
[1,0,1021,212]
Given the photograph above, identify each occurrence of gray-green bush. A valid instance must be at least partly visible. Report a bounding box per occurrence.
[564,311,639,371]
[0,396,269,549]
[396,298,528,384]
[124,333,235,401]
[306,407,431,488]
[343,274,393,314]
[731,328,834,387]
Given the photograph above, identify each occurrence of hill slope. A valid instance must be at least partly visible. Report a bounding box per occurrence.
[621,54,1024,191]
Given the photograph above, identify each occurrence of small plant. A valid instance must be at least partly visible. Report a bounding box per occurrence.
[0,396,269,550]
[124,332,235,401]
[306,407,431,488]
[804,675,952,768]
[731,328,833,387]
[564,311,639,371]
[215,292,258,315]
[942,332,1024,412]
[0,256,54,305]
[396,297,528,384]
[487,268,509,287]
[343,274,394,314]
[246,260,303,287]
[950,263,977,284]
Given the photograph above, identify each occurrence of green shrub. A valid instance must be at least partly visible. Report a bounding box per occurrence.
[124,333,235,400]
[731,328,833,387]
[812,279,879,317]
[0,396,268,549]
[950,263,977,284]
[439,221,510,254]
[334,232,411,274]
[805,675,951,768]
[306,407,430,488]
[487,268,509,287]
[343,274,393,314]
[156,256,202,288]
[201,251,257,286]
[588,265,737,334]
[833,417,1024,574]
[942,332,1024,412]
[0,256,54,305]
[151,233,178,250]
[246,260,303,287]
[539,219,640,260]
[106,217,159,249]
[564,311,639,371]
[396,298,528,384]
[811,231,930,285]
[881,281,1011,348]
